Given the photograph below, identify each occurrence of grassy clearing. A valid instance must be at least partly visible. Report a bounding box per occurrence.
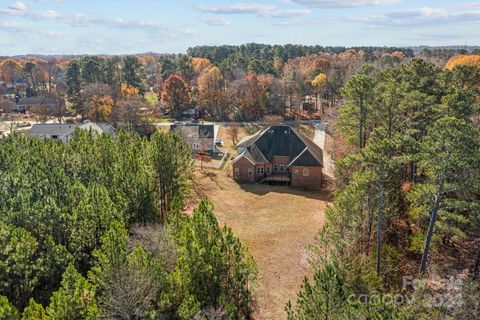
[195,123,329,319]
[188,165,329,320]
[144,92,159,106]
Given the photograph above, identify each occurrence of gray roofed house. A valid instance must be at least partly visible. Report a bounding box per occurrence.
[232,125,323,189]
[16,97,59,114]
[28,121,115,143]
[170,124,216,153]
[235,125,323,167]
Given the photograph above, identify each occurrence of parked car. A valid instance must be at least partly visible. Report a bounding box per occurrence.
[215,138,224,147]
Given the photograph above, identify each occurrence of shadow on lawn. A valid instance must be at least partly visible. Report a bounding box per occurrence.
[239,175,334,202]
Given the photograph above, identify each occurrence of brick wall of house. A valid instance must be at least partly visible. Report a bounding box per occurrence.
[254,163,268,181]
[272,156,290,174]
[291,166,322,190]
[233,157,256,183]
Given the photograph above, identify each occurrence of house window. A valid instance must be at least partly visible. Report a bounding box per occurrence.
[303,168,310,176]
[235,167,240,176]
[248,168,253,176]
[257,167,264,174]
[266,167,271,174]
[273,164,278,171]
[295,170,299,174]
[279,165,285,172]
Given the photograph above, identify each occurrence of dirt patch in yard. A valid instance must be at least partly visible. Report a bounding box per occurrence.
[188,170,330,320]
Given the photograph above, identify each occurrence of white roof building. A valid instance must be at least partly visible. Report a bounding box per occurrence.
[28,121,115,143]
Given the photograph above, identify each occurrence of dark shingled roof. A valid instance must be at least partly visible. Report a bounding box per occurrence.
[235,125,323,167]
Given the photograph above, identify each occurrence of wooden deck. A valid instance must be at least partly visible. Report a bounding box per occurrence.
[260,174,291,184]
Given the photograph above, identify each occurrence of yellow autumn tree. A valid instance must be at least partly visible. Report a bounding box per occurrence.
[446,55,480,70]
[312,73,327,112]
[192,57,213,74]
[87,95,114,122]
[198,66,225,118]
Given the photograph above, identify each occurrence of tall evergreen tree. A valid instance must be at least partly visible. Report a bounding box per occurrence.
[123,56,146,93]
[66,60,82,113]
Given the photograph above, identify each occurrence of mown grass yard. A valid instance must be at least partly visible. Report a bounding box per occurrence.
[188,168,330,320]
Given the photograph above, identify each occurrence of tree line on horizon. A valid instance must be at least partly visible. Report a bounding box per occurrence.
[3,44,475,127]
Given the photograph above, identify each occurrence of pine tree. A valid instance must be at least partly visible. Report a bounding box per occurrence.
[411,117,480,273]
[66,60,83,113]
[338,65,376,149]
[46,265,97,320]
[172,199,257,319]
[151,132,194,222]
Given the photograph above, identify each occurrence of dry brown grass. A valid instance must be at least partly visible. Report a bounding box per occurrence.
[187,169,329,320]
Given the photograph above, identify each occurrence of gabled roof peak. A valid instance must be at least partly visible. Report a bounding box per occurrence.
[236,124,323,167]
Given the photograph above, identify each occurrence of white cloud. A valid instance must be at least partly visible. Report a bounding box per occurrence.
[351,5,480,27]
[269,9,310,18]
[202,17,231,26]
[0,3,198,38]
[0,20,63,37]
[197,3,275,14]
[8,1,27,11]
[196,3,310,18]
[288,0,402,8]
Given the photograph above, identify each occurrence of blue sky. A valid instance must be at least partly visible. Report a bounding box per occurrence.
[0,0,479,55]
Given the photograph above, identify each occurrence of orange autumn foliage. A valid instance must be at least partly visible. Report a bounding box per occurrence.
[197,67,224,113]
[0,59,22,85]
[87,95,114,122]
[390,51,406,60]
[121,83,140,96]
[445,55,480,70]
[283,56,331,81]
[192,57,213,74]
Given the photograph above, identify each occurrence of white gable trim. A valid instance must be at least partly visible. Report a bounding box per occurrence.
[232,150,256,165]
[288,147,308,167]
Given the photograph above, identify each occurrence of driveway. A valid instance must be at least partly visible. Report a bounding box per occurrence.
[311,121,327,149]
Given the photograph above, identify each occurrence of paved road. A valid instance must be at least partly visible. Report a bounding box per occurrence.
[155,119,328,151]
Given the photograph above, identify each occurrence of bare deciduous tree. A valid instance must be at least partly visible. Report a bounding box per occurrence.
[100,260,160,320]
[226,125,240,145]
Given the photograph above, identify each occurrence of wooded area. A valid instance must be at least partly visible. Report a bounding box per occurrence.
[0,130,257,319]
[2,45,468,125]
[287,59,480,319]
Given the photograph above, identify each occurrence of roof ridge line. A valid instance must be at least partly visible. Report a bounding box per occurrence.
[290,126,323,165]
[287,147,308,167]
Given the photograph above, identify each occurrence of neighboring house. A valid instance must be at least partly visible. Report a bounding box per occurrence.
[28,121,115,143]
[16,97,58,114]
[96,123,116,135]
[170,124,215,153]
[232,125,323,190]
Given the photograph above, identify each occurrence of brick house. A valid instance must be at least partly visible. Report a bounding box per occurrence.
[232,125,323,190]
